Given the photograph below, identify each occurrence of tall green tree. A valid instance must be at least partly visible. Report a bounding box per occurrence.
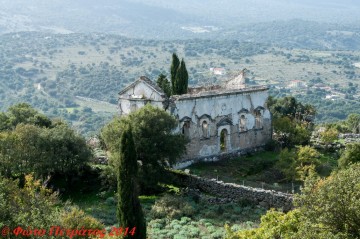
[117,126,146,239]
[170,53,180,94]
[102,104,187,191]
[156,73,171,97]
[267,96,315,148]
[175,59,189,94]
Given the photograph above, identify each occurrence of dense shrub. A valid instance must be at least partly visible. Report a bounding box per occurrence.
[149,194,195,220]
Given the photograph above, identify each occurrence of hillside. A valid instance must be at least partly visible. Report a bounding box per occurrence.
[0,28,360,135]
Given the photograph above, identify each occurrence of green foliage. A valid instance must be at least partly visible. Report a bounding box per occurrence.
[226,209,301,239]
[320,127,339,144]
[170,53,188,95]
[101,104,187,191]
[149,194,195,221]
[268,96,315,148]
[1,30,360,136]
[174,59,189,95]
[0,104,92,196]
[276,148,297,181]
[74,189,265,239]
[0,174,60,229]
[0,121,91,179]
[227,164,360,239]
[268,96,316,123]
[273,117,312,147]
[276,146,320,181]
[346,113,360,133]
[117,125,146,239]
[338,143,360,168]
[0,174,103,239]
[156,73,171,97]
[59,205,104,239]
[0,103,52,130]
[170,53,180,94]
[146,193,265,239]
[296,146,320,181]
[296,163,360,238]
[188,151,286,190]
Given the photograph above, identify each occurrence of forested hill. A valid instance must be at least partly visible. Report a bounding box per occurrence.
[0,29,360,135]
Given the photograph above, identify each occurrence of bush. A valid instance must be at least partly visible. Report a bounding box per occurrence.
[0,175,104,239]
[59,205,104,239]
[226,163,360,239]
[149,194,195,220]
[338,143,360,168]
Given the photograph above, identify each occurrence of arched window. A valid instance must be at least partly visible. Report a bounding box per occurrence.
[254,110,263,129]
[182,121,190,138]
[239,115,246,132]
[202,121,209,138]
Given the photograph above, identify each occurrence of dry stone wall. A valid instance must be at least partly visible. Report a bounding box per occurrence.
[173,172,293,212]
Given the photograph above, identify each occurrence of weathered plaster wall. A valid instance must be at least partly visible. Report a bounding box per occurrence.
[170,88,272,160]
[131,81,163,101]
[118,79,272,164]
[119,81,163,115]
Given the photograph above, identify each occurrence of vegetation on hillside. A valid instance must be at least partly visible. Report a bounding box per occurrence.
[0,175,104,239]
[0,95,358,238]
[1,30,359,135]
[0,103,91,181]
[226,163,360,239]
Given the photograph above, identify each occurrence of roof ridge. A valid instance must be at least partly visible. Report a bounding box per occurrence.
[118,76,165,96]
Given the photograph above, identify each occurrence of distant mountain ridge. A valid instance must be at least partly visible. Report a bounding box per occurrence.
[1,0,360,39]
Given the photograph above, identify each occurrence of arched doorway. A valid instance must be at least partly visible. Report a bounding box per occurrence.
[182,121,190,139]
[220,128,228,152]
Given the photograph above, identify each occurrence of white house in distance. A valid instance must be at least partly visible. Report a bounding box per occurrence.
[288,80,306,88]
[118,74,272,166]
[210,67,226,75]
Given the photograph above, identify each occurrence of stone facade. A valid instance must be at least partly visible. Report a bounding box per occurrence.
[118,75,272,165]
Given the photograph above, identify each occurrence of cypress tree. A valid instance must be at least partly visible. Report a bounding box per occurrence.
[176,59,189,94]
[117,126,146,239]
[170,53,180,94]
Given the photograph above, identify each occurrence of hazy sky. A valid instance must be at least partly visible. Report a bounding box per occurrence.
[0,0,359,37]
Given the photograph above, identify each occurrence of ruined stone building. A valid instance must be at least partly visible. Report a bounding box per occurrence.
[118,73,272,167]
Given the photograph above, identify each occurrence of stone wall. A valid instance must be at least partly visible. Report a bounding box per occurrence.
[172,171,293,212]
[339,133,360,143]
